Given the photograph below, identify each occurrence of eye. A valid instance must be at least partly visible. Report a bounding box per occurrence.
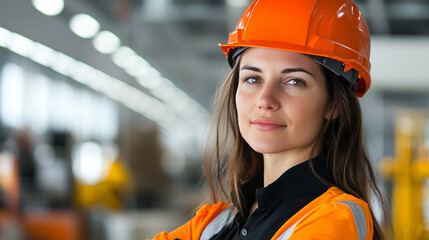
[243,76,262,84]
[286,79,306,87]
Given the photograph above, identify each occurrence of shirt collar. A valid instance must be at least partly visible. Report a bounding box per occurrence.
[236,155,334,215]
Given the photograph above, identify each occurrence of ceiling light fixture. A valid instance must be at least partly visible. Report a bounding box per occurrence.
[32,0,64,16]
[93,31,121,54]
[112,46,140,68]
[69,14,100,39]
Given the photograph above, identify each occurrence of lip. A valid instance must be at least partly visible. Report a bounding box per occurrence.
[251,118,286,131]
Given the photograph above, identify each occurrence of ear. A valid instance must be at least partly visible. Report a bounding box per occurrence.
[324,103,339,120]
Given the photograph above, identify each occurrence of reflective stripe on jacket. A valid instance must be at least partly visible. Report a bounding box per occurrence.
[149,187,374,240]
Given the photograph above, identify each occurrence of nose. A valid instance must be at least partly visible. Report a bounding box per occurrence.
[257,83,280,111]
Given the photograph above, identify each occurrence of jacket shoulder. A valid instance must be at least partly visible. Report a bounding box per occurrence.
[273,187,374,240]
[149,201,231,240]
[195,201,231,218]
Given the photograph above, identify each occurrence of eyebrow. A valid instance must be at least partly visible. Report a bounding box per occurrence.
[240,65,314,77]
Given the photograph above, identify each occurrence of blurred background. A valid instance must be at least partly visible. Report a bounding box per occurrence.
[0,0,428,239]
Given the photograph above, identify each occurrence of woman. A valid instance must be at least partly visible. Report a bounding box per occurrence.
[150,0,386,239]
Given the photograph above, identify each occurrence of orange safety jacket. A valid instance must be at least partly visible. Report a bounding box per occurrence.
[148,186,373,240]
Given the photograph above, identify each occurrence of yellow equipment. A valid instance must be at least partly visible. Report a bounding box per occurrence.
[75,158,133,210]
[379,109,429,240]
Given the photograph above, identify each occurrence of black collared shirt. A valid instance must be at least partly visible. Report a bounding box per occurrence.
[210,155,334,240]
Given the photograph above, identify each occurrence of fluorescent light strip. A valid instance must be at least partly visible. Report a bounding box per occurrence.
[110,46,209,123]
[65,11,209,125]
[0,26,185,132]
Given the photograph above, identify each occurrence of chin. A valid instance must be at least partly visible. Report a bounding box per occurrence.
[247,142,287,154]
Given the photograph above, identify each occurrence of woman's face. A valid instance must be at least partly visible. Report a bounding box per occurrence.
[236,47,330,157]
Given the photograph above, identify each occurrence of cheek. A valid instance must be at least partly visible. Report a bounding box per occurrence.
[235,92,252,131]
[290,95,328,132]
[235,91,246,116]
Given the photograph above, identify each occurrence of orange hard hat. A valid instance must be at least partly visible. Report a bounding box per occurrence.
[219,0,371,97]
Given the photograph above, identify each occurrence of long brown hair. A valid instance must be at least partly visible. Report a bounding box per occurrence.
[319,68,389,240]
[203,56,387,239]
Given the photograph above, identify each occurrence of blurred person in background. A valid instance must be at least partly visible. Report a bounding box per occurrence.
[14,129,37,196]
[149,0,387,239]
